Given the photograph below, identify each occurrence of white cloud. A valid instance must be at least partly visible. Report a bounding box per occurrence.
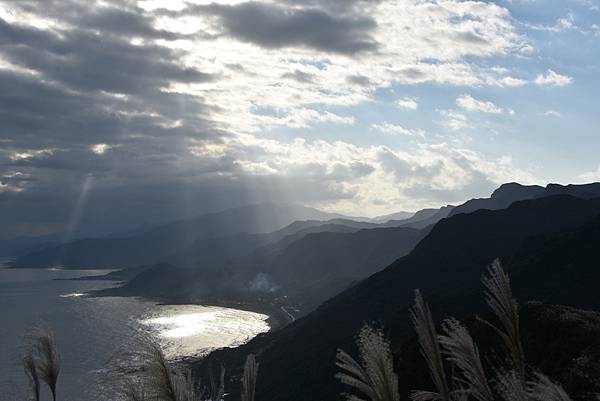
[578,165,600,182]
[527,13,576,33]
[250,109,355,130]
[396,97,418,110]
[91,143,112,155]
[497,76,528,87]
[456,94,504,114]
[534,69,574,87]
[9,149,54,160]
[371,123,425,138]
[441,110,470,131]
[543,110,562,117]
[0,171,32,193]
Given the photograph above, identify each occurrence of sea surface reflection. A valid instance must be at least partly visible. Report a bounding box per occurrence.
[141,305,269,358]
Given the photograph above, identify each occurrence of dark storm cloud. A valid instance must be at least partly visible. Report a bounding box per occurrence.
[191,1,378,55]
[15,0,189,40]
[0,19,215,95]
[0,70,218,151]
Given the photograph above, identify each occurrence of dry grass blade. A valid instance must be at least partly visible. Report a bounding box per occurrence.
[438,318,493,401]
[480,259,525,380]
[23,353,40,401]
[410,390,444,401]
[241,354,258,401]
[410,290,451,401]
[29,328,60,401]
[336,325,400,401]
[527,373,573,401]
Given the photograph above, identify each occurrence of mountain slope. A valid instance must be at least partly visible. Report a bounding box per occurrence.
[109,225,428,314]
[196,195,600,401]
[382,205,454,229]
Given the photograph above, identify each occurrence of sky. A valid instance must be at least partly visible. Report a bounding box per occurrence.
[0,0,599,239]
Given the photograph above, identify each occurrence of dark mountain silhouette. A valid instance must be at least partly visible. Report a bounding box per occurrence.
[449,182,600,217]
[10,203,352,268]
[196,195,600,401]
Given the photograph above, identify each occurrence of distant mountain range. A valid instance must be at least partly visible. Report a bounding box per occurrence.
[195,190,600,401]
[9,201,452,269]
[8,203,352,268]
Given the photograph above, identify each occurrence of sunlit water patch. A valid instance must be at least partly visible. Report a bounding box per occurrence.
[59,292,86,298]
[141,305,270,358]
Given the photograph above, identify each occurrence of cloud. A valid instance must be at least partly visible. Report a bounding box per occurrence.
[371,123,424,138]
[396,97,418,110]
[526,13,576,33]
[375,144,537,203]
[0,171,35,193]
[91,144,112,155]
[543,110,562,117]
[0,0,548,237]
[192,1,378,55]
[534,69,574,87]
[456,94,505,114]
[578,165,600,182]
[441,110,470,131]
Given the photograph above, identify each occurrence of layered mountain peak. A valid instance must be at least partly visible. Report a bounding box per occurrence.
[450,181,600,217]
[489,182,544,201]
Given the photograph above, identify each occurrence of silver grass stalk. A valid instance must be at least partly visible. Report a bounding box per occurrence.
[480,259,525,380]
[23,353,40,401]
[438,318,493,401]
[241,354,258,401]
[29,328,60,401]
[207,364,225,401]
[495,369,529,401]
[140,341,198,401]
[410,290,451,401]
[114,339,200,401]
[117,377,148,401]
[336,324,400,401]
[527,373,573,401]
